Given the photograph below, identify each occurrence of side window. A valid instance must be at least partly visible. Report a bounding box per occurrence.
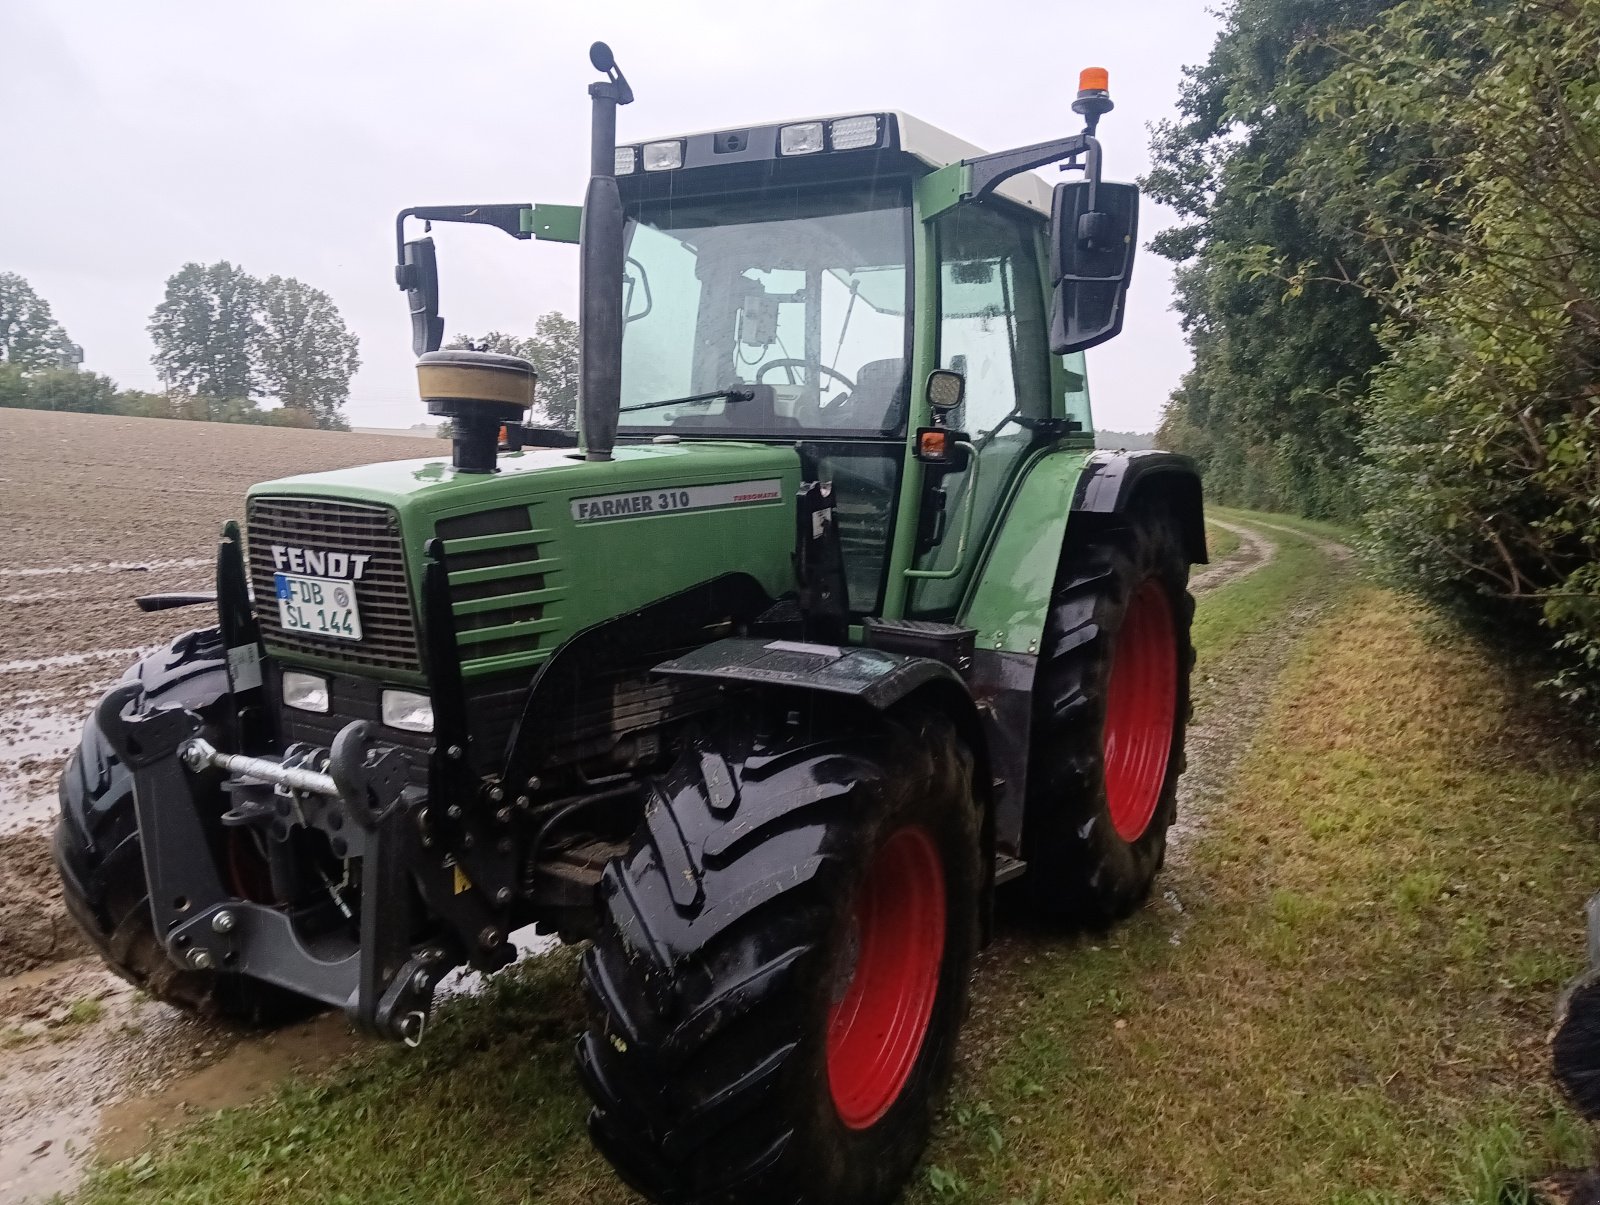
[936,206,1051,434]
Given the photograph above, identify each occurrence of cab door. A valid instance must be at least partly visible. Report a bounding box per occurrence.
[909,201,1055,616]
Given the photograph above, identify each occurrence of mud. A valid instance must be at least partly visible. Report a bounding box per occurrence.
[0,411,444,1199]
[0,955,358,1201]
[0,830,89,977]
[1189,518,1277,595]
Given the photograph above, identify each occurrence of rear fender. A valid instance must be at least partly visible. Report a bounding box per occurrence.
[958,448,1205,662]
[1069,451,1208,565]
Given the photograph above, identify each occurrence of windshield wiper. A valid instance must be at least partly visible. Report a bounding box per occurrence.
[618,387,754,415]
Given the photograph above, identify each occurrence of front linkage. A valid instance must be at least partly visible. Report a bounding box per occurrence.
[95,527,521,1044]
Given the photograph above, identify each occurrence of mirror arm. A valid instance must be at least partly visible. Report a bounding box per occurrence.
[393,204,532,271]
[964,134,1099,203]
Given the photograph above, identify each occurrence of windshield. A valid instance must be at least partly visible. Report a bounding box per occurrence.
[618,183,911,438]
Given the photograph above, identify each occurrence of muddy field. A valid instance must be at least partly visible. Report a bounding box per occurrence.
[0,410,442,1195]
[0,409,437,837]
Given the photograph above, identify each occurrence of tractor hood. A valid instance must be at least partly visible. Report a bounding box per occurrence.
[244,441,802,683]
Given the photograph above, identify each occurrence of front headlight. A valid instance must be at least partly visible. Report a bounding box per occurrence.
[779,122,825,155]
[381,689,434,734]
[282,671,330,714]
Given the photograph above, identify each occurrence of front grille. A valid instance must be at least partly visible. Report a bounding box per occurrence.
[247,496,421,673]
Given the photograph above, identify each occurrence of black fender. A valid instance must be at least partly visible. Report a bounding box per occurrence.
[1071,450,1208,564]
[654,636,967,709]
[653,635,999,926]
[652,636,990,784]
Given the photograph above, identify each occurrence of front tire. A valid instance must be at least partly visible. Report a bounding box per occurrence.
[1021,502,1196,928]
[578,708,982,1205]
[53,628,315,1027]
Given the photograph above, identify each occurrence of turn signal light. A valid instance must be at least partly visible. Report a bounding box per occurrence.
[914,426,969,468]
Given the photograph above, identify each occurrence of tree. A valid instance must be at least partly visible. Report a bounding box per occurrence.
[255,275,360,430]
[1142,0,1404,518]
[0,272,73,369]
[26,369,119,414]
[148,261,260,401]
[448,310,579,427]
[526,311,578,428]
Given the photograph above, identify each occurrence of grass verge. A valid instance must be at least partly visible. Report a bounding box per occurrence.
[1191,510,1348,662]
[905,582,1600,1204]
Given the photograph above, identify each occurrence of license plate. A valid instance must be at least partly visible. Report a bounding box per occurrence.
[274,573,363,641]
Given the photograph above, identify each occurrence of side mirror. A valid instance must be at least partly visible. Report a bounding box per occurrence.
[396,237,444,356]
[1048,180,1139,354]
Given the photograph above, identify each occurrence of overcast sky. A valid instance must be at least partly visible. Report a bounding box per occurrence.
[1,1,1219,434]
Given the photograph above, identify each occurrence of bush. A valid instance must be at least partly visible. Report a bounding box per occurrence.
[1293,0,1600,710]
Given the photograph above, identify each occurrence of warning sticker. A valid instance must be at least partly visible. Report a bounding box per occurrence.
[571,478,784,523]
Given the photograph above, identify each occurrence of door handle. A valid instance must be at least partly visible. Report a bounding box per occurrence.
[904,442,980,582]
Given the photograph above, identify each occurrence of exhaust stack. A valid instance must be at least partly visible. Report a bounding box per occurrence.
[578,41,633,463]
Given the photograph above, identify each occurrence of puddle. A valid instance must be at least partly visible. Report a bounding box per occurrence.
[0,919,564,1202]
[95,1012,359,1165]
[0,709,94,835]
[0,963,201,1203]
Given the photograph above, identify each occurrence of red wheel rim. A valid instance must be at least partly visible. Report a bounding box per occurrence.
[826,825,946,1130]
[1103,579,1178,842]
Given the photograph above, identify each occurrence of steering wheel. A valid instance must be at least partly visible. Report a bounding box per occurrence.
[755,359,856,393]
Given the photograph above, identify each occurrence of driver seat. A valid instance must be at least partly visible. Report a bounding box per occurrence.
[847,358,908,431]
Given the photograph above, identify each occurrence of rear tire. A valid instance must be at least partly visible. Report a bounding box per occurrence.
[53,628,316,1027]
[1021,502,1195,928]
[578,708,982,1205]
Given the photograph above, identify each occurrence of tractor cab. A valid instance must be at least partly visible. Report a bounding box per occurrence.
[397,96,1136,623]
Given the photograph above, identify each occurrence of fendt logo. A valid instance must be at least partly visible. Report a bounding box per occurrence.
[270,544,373,580]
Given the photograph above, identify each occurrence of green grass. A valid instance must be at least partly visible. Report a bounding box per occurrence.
[901,581,1600,1204]
[1206,519,1244,562]
[63,997,104,1026]
[74,512,1600,1205]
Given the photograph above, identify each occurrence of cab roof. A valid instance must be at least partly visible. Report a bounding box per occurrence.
[622,110,1054,215]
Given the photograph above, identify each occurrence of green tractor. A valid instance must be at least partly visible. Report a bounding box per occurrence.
[54,45,1204,1204]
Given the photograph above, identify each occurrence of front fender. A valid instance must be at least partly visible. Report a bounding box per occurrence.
[653,637,965,709]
